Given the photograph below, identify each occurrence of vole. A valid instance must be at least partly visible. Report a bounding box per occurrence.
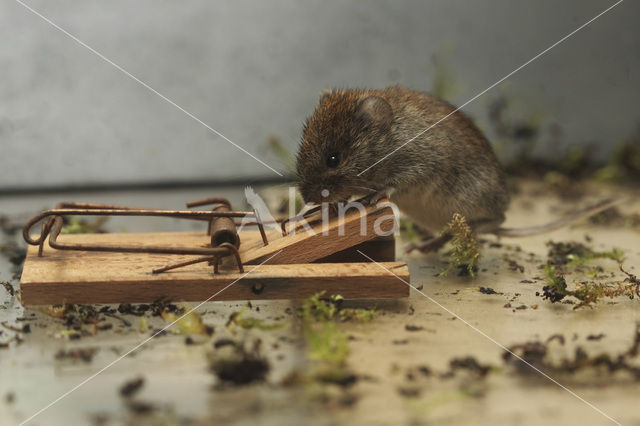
[295,86,616,251]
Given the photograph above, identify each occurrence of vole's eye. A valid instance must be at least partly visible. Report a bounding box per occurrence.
[326,153,340,168]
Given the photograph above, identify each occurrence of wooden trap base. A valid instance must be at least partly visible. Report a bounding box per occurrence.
[20,231,409,305]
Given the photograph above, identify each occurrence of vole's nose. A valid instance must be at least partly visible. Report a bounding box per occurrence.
[298,184,318,205]
[299,185,331,205]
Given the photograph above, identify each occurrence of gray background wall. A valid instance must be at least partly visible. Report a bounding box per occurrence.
[1,0,638,190]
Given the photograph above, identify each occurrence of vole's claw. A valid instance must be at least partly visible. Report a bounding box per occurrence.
[363,188,394,206]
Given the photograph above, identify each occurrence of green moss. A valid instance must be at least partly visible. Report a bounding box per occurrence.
[57,329,81,339]
[543,263,639,309]
[60,217,108,234]
[297,292,378,384]
[586,267,603,278]
[440,213,480,277]
[566,248,625,267]
[305,321,349,365]
[300,292,379,323]
[546,240,625,266]
[542,264,569,302]
[340,307,379,323]
[139,317,147,333]
[543,264,606,307]
[301,292,340,322]
[162,307,209,335]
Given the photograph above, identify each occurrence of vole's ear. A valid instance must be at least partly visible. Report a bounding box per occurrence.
[357,96,393,130]
[319,89,333,103]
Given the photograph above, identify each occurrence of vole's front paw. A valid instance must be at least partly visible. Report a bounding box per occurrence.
[362,188,394,206]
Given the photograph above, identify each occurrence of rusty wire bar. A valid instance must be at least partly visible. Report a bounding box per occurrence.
[280,204,322,236]
[152,243,243,274]
[278,195,383,236]
[22,198,264,274]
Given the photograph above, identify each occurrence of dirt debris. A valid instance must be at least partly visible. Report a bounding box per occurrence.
[209,339,269,386]
[55,347,99,363]
[119,377,145,398]
[504,323,640,381]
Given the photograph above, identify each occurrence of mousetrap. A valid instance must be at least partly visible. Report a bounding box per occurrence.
[20,197,410,305]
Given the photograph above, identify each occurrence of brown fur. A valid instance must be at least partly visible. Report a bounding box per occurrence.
[296,86,509,234]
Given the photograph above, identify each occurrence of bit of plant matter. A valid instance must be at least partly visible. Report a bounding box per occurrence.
[301,292,379,323]
[60,217,108,234]
[226,309,288,331]
[161,306,211,335]
[139,317,148,333]
[542,265,569,303]
[440,214,480,277]
[54,347,98,363]
[297,292,378,386]
[305,321,349,366]
[543,264,639,309]
[542,240,635,308]
[1,281,14,297]
[504,323,640,380]
[567,249,625,267]
[546,240,624,267]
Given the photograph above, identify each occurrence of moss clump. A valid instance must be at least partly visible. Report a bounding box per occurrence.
[440,213,480,277]
[297,292,378,386]
[542,265,569,303]
[305,321,349,365]
[542,240,634,308]
[543,264,639,309]
[302,292,341,322]
[301,292,379,323]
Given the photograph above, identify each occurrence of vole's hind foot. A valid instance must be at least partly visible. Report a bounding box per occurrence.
[405,234,452,254]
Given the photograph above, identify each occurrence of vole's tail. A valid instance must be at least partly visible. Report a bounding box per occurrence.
[492,198,622,238]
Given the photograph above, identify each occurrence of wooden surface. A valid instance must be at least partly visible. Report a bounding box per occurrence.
[21,230,396,267]
[240,202,397,264]
[20,203,406,304]
[20,239,409,304]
